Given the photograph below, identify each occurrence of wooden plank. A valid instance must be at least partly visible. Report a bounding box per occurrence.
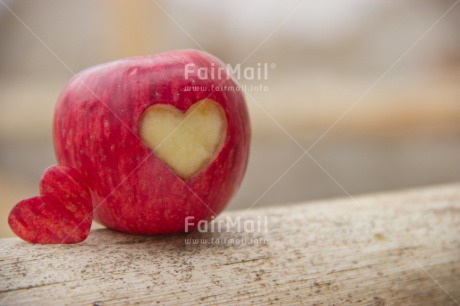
[1,184,460,305]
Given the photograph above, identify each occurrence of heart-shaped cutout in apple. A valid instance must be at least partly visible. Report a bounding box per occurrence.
[140,99,227,179]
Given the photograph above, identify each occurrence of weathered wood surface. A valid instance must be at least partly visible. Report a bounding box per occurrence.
[1,184,460,305]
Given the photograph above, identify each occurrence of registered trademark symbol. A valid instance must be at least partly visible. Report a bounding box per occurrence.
[270,63,276,69]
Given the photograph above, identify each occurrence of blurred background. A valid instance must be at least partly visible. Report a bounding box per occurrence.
[1,0,459,237]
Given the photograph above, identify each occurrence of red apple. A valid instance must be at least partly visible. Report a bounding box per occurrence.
[53,49,250,234]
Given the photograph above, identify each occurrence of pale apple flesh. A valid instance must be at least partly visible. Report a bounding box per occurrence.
[140,99,227,179]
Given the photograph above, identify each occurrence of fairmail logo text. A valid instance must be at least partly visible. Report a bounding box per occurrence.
[184,215,269,233]
[184,62,275,81]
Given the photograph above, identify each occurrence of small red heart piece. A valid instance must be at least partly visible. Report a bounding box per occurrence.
[8,165,93,244]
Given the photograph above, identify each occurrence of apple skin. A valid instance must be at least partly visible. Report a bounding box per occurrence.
[8,165,92,244]
[53,49,250,234]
